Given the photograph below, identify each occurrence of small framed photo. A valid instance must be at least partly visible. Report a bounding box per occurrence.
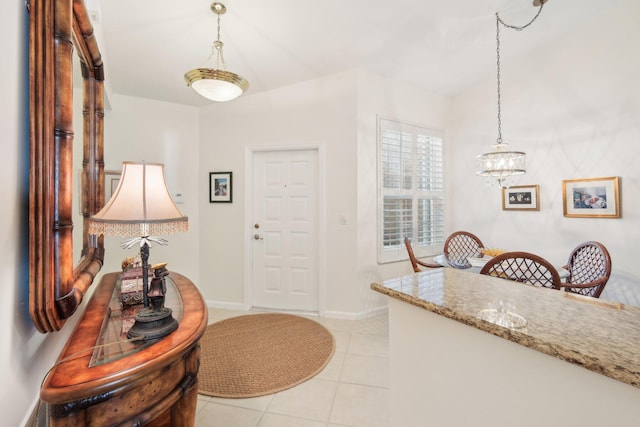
[105,170,121,203]
[562,176,620,218]
[209,171,232,203]
[502,185,539,211]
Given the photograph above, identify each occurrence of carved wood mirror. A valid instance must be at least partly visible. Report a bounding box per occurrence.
[29,0,105,332]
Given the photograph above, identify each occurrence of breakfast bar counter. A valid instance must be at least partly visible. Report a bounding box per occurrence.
[371,268,640,427]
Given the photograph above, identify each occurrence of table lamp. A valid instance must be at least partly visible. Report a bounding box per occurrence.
[89,161,188,340]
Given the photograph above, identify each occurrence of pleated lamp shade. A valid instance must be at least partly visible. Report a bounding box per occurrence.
[89,162,188,237]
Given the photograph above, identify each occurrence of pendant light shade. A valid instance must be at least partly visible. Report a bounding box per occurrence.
[476,144,526,188]
[184,3,248,102]
[185,69,248,102]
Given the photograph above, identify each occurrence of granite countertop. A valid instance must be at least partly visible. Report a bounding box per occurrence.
[371,268,640,389]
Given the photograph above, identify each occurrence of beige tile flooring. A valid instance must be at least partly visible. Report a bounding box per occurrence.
[195,308,390,427]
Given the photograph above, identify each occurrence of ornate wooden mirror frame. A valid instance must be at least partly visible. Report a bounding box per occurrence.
[29,0,105,332]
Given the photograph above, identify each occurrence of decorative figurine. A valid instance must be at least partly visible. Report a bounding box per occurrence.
[127,261,179,340]
[148,262,169,311]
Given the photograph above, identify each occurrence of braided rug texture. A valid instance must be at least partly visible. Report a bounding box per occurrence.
[198,313,335,398]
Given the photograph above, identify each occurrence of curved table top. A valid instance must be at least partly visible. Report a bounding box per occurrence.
[41,271,208,404]
[371,268,640,389]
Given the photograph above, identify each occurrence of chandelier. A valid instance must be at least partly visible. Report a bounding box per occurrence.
[184,2,249,102]
[476,0,549,187]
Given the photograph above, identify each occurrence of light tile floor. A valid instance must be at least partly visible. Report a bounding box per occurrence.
[195,309,390,427]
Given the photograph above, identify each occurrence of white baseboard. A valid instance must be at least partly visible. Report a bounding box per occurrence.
[205,300,246,311]
[323,305,388,320]
[21,394,42,427]
[205,300,388,320]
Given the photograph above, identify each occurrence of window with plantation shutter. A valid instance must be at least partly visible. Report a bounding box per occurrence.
[378,118,444,263]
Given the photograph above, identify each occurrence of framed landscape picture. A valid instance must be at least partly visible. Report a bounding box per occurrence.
[209,171,232,203]
[562,176,620,218]
[502,185,539,211]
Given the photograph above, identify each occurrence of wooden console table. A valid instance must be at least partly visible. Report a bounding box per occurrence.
[40,271,207,426]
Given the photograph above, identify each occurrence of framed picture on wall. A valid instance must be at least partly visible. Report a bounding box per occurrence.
[209,171,232,203]
[105,170,121,202]
[502,185,539,211]
[562,176,620,218]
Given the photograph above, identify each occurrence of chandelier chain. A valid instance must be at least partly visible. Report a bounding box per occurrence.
[217,12,221,43]
[497,2,545,32]
[214,12,227,70]
[494,2,545,146]
[496,16,502,145]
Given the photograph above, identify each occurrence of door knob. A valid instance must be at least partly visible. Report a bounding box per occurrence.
[253,234,264,240]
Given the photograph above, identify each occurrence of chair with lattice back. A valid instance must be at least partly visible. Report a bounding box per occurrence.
[404,237,442,273]
[479,251,562,290]
[563,241,611,298]
[443,231,485,268]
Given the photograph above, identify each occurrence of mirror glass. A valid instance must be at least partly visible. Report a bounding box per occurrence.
[72,49,91,265]
[73,54,84,265]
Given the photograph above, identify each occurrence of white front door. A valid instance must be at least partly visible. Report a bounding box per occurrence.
[251,149,319,312]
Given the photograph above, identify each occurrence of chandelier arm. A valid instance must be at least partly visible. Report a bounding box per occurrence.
[205,45,216,64]
[218,47,227,70]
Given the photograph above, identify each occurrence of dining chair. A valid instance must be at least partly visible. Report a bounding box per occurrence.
[479,251,562,290]
[404,237,442,273]
[443,231,485,268]
[563,241,612,298]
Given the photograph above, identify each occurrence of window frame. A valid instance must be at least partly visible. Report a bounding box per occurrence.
[377,117,445,264]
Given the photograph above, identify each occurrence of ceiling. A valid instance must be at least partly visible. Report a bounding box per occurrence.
[90,0,620,107]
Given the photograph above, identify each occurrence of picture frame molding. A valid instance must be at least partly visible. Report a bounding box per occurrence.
[562,176,620,218]
[502,184,540,211]
[209,171,233,203]
[104,170,121,202]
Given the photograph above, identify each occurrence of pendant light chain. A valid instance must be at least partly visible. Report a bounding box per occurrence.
[496,16,503,145]
[497,3,545,32]
[214,10,227,70]
[495,1,545,147]
[476,1,548,187]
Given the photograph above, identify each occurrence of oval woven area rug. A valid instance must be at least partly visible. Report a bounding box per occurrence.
[197,313,335,398]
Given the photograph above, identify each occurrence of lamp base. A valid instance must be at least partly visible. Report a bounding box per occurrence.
[127,307,178,341]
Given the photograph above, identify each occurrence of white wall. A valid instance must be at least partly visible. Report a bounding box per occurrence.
[0,21,201,423]
[355,70,451,311]
[447,0,640,305]
[103,94,201,284]
[196,70,450,317]
[1,3,86,425]
[197,71,360,315]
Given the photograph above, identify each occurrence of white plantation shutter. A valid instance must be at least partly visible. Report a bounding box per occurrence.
[378,118,444,263]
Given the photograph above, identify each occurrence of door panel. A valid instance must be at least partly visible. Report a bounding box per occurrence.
[252,149,319,311]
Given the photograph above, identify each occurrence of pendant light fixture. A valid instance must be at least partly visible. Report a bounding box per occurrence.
[184,2,249,102]
[476,0,548,188]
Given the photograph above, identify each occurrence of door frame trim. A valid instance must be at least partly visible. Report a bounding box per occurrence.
[244,144,326,315]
